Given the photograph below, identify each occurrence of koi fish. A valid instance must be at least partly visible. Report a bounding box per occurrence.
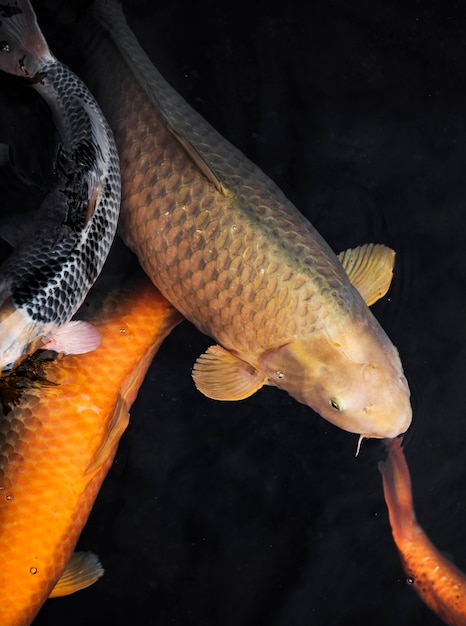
[0,253,181,626]
[0,0,120,370]
[379,437,466,626]
[75,0,411,440]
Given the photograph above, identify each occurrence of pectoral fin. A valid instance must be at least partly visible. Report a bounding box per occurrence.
[192,345,267,400]
[49,551,104,598]
[338,243,395,306]
[43,320,101,355]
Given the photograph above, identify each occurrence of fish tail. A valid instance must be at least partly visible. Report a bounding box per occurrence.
[378,437,417,539]
[0,0,52,78]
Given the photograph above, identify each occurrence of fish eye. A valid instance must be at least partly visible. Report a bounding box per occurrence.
[329,397,343,411]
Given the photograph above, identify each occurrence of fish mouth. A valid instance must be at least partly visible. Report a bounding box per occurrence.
[358,410,412,445]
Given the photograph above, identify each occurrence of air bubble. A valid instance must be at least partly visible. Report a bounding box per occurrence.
[5,494,13,501]
[406,576,415,585]
[30,567,38,575]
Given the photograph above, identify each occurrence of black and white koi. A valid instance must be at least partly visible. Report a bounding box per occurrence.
[0,0,120,370]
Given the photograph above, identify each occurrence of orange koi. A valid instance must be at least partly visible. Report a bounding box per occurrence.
[379,437,466,626]
[0,264,181,626]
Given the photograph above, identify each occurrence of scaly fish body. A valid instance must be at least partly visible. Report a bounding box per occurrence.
[379,438,466,626]
[76,0,410,439]
[0,0,121,369]
[0,261,181,626]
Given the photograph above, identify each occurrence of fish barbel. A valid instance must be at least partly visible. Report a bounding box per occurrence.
[0,0,120,370]
[76,0,411,440]
[0,256,181,626]
[379,437,466,626]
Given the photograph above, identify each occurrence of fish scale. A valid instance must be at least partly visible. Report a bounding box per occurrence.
[0,0,120,369]
[4,59,120,324]
[380,438,466,626]
[75,0,411,439]
[93,60,348,359]
[0,269,181,625]
[74,7,352,352]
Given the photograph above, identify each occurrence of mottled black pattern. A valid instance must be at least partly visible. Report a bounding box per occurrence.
[0,350,56,416]
[0,56,120,327]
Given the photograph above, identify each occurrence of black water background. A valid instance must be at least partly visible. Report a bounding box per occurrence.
[1,1,465,624]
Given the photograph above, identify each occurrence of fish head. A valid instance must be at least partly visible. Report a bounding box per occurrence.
[0,0,51,78]
[262,321,411,439]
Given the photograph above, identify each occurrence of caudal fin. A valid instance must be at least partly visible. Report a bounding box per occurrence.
[0,0,52,77]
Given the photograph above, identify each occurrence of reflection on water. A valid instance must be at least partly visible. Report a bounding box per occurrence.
[0,1,463,624]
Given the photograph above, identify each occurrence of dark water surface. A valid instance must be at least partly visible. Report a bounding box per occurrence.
[1,1,465,624]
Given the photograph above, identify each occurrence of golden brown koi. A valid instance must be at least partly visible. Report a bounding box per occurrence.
[74,0,411,440]
[0,260,181,626]
[379,437,466,626]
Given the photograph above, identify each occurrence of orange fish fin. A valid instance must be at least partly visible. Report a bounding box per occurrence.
[85,394,129,477]
[192,345,267,400]
[49,551,104,598]
[43,320,101,355]
[338,243,395,306]
[168,126,230,196]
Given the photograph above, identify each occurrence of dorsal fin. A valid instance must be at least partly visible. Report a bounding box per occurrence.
[168,126,230,196]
